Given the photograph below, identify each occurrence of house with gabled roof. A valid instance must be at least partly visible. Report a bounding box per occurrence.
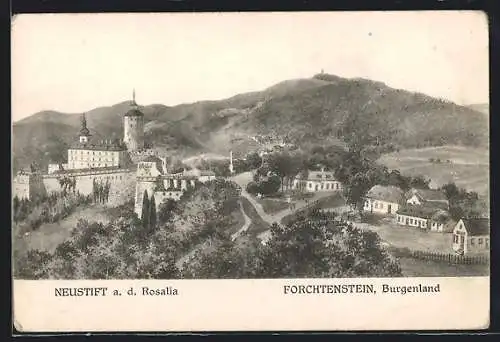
[363,185,404,215]
[405,188,449,210]
[293,168,343,193]
[452,218,490,255]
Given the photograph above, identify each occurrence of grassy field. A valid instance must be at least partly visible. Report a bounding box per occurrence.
[258,198,290,215]
[398,257,489,277]
[13,205,115,254]
[356,220,455,253]
[240,197,271,236]
[378,145,489,196]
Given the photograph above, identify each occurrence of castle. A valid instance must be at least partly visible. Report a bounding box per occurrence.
[12,91,215,213]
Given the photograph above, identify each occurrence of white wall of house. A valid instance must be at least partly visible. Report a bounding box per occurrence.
[452,220,489,254]
[363,199,399,215]
[429,221,445,232]
[294,179,342,192]
[452,219,468,254]
[68,149,125,170]
[396,214,446,231]
[396,214,428,229]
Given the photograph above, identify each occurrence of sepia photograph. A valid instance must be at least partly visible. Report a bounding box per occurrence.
[11,11,490,331]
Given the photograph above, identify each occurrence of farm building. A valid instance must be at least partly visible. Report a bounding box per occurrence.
[396,204,455,232]
[452,218,490,255]
[293,169,343,193]
[363,185,404,215]
[405,188,449,210]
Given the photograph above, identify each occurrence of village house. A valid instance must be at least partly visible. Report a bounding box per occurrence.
[396,204,455,232]
[293,169,343,193]
[452,218,490,255]
[363,185,404,215]
[405,188,449,210]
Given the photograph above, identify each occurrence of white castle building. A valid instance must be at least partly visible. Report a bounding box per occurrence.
[13,91,215,212]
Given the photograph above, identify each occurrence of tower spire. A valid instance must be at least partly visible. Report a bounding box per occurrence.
[81,113,87,129]
[131,88,138,109]
[79,112,91,143]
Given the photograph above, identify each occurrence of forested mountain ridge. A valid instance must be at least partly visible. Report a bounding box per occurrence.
[13,73,488,171]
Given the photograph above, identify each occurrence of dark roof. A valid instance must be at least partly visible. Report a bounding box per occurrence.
[124,105,144,117]
[79,127,91,137]
[366,185,404,204]
[462,218,490,236]
[397,204,449,221]
[69,141,127,151]
[296,170,337,181]
[51,166,125,175]
[407,188,448,202]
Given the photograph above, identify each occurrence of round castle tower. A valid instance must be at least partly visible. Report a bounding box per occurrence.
[123,89,145,152]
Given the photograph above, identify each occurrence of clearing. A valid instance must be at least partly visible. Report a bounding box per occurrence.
[355,219,454,253]
[378,145,489,196]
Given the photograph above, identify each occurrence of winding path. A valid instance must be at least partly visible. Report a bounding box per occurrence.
[231,200,252,241]
[230,172,336,244]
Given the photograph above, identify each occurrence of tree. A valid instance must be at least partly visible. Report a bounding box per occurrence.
[13,196,20,224]
[343,172,372,210]
[141,190,150,230]
[387,170,410,190]
[158,199,178,224]
[149,194,157,232]
[246,181,260,195]
[409,175,430,189]
[259,175,281,195]
[267,152,302,192]
[441,182,460,202]
[258,210,401,278]
[245,152,263,170]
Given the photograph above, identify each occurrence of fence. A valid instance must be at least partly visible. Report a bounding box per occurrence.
[410,249,489,265]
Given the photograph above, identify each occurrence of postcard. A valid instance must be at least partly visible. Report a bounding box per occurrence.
[11,11,490,332]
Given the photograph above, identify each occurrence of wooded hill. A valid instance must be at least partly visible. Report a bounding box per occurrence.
[13,73,488,171]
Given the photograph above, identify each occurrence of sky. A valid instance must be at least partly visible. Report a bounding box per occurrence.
[11,11,489,121]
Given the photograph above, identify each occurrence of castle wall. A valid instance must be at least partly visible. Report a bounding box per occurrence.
[12,173,47,200]
[42,177,60,194]
[42,168,136,207]
[134,180,156,216]
[134,177,192,216]
[12,174,30,200]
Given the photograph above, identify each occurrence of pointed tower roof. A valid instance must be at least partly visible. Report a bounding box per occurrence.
[79,113,92,136]
[124,88,144,117]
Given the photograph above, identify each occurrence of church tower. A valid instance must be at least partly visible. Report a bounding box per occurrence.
[79,113,92,144]
[123,89,145,151]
